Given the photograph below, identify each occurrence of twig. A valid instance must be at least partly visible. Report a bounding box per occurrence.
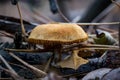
[16,2,26,37]
[63,47,119,53]
[63,43,119,50]
[8,62,27,70]
[4,48,52,52]
[0,55,22,80]
[0,55,18,76]
[54,0,70,22]
[76,47,119,51]
[0,31,14,38]
[8,52,47,77]
[63,22,120,26]
[82,44,118,48]
[0,66,23,80]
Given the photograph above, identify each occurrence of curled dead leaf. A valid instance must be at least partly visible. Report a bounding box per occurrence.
[94,29,117,45]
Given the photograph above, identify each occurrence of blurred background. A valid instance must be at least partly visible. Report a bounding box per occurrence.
[0,0,117,22]
[0,0,120,32]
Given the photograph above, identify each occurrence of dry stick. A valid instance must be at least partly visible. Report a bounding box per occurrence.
[16,3,27,39]
[8,52,47,77]
[0,55,18,76]
[76,47,119,51]
[68,22,120,26]
[63,43,119,50]
[54,0,70,22]
[4,48,52,53]
[82,44,119,48]
[0,66,23,80]
[8,62,27,70]
[63,47,119,53]
[0,31,14,38]
[0,55,21,80]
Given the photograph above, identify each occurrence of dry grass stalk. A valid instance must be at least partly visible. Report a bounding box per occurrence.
[8,52,47,77]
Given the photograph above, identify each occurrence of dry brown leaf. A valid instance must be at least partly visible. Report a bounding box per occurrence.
[58,50,89,70]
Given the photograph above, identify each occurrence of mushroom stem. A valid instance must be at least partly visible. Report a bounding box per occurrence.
[53,49,60,63]
[58,50,88,70]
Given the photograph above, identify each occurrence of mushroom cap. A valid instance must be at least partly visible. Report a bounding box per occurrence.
[28,23,88,45]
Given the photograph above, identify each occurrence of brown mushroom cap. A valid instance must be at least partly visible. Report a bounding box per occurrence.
[28,23,88,45]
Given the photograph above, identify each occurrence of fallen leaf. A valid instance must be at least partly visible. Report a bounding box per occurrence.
[102,68,120,80]
[82,68,111,80]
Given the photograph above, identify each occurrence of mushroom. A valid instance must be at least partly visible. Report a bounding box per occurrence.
[28,23,88,69]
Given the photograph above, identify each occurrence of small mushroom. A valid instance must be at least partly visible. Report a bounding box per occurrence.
[28,23,88,68]
[28,23,88,45]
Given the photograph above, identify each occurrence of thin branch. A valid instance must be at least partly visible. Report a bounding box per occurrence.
[0,55,22,80]
[0,66,23,80]
[76,47,119,51]
[4,48,52,53]
[0,55,18,76]
[82,44,119,48]
[54,0,70,22]
[8,62,27,70]
[63,43,119,50]
[0,31,14,38]
[16,3,26,37]
[63,22,120,26]
[8,52,47,77]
